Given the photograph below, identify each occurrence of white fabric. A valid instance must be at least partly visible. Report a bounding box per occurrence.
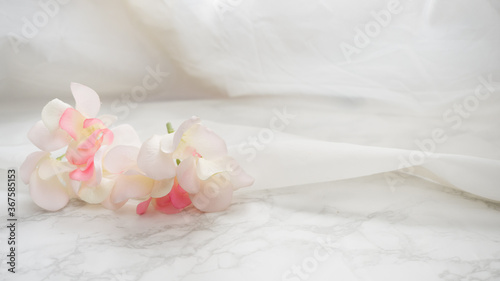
[2,0,499,102]
[1,0,500,280]
[127,0,500,103]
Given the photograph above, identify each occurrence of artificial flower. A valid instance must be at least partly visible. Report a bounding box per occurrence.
[174,117,254,212]
[21,84,255,214]
[134,123,187,214]
[20,83,138,210]
[136,117,254,213]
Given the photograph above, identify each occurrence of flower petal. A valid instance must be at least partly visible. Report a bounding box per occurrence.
[173,116,200,149]
[152,196,182,214]
[137,135,176,180]
[41,98,72,132]
[103,145,140,174]
[68,179,81,195]
[196,157,226,180]
[83,118,104,129]
[60,175,78,198]
[20,151,49,184]
[71,82,101,118]
[110,174,155,204]
[215,156,255,189]
[111,124,142,147]
[151,178,175,198]
[29,169,70,211]
[78,128,113,150]
[66,128,112,166]
[160,133,176,154]
[99,128,114,146]
[69,160,95,182]
[101,195,127,210]
[66,141,94,165]
[230,168,254,189]
[176,156,200,193]
[85,146,106,187]
[38,158,73,180]
[173,117,227,160]
[28,121,72,152]
[78,177,114,204]
[59,108,85,140]
[187,124,228,159]
[191,174,234,212]
[136,197,152,215]
[170,181,191,209]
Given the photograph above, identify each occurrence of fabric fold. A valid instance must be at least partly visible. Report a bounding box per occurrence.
[230,138,500,201]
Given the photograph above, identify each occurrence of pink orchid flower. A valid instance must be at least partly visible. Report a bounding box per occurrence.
[174,117,254,212]
[96,123,185,211]
[20,83,134,211]
[136,117,254,214]
[60,108,113,183]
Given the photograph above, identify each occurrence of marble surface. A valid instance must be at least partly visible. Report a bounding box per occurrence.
[1,171,500,281]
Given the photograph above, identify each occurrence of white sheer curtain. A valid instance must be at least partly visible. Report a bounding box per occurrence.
[125,0,500,103]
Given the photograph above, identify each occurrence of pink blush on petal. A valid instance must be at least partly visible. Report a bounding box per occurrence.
[68,129,113,166]
[170,182,191,209]
[153,195,182,214]
[78,128,113,150]
[83,118,105,129]
[136,197,152,215]
[69,160,95,182]
[192,150,202,158]
[78,132,101,150]
[59,108,84,140]
[66,145,95,166]
[99,128,114,146]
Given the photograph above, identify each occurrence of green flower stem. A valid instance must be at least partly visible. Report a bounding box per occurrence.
[167,122,180,165]
[56,154,66,161]
[166,122,175,134]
